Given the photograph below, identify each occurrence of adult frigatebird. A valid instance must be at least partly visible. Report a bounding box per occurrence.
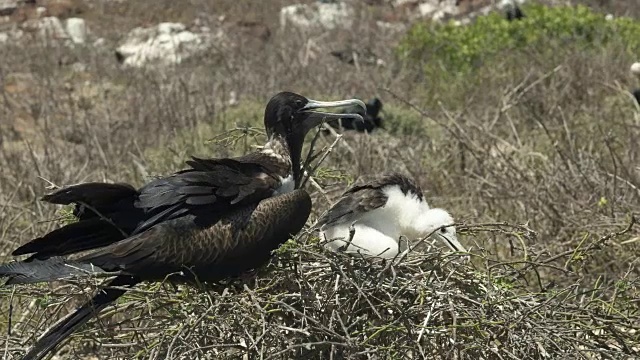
[0,91,365,360]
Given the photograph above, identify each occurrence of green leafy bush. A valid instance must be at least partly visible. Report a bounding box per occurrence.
[398,4,640,75]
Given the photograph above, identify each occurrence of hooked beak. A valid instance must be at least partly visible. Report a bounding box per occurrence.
[435,228,466,253]
[300,98,366,133]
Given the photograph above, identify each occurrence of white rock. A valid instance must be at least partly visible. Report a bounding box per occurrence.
[93,37,105,46]
[279,2,354,32]
[393,0,417,6]
[0,32,8,43]
[157,22,185,34]
[37,17,68,40]
[0,0,17,16]
[65,18,87,44]
[71,62,87,72]
[418,3,437,17]
[36,6,46,17]
[631,62,640,77]
[376,21,406,33]
[115,22,218,68]
[429,0,459,22]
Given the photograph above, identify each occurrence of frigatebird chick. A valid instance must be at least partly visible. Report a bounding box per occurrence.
[316,173,465,259]
[0,92,365,360]
[324,97,384,133]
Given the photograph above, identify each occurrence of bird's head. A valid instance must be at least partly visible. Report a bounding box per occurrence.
[367,97,383,117]
[412,208,465,253]
[264,92,365,183]
[264,92,365,138]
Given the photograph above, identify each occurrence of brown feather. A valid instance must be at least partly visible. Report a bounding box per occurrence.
[77,189,311,283]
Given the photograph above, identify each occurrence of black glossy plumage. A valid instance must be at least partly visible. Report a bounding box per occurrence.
[633,89,640,104]
[505,4,525,21]
[325,97,384,133]
[0,91,364,360]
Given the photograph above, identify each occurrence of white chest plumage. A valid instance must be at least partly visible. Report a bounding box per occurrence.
[321,186,431,258]
[356,186,430,239]
[273,174,295,196]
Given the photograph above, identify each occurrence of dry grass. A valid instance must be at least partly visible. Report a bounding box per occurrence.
[1,0,640,359]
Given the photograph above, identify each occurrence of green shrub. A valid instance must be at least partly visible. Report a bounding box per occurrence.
[398,4,640,76]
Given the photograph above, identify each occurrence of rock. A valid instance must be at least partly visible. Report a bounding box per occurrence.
[34,16,67,40]
[70,62,86,72]
[431,1,458,21]
[631,62,640,77]
[279,2,354,32]
[115,22,219,68]
[0,0,17,17]
[393,0,418,6]
[65,17,86,43]
[418,2,437,17]
[375,21,406,33]
[15,15,92,45]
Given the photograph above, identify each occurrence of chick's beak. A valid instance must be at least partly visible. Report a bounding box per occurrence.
[435,230,466,253]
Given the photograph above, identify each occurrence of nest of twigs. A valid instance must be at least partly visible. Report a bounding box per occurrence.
[3,221,639,360]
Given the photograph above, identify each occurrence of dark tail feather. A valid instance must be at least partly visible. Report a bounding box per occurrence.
[12,218,128,259]
[12,182,141,260]
[42,182,137,206]
[22,275,139,360]
[0,257,107,285]
[43,182,139,221]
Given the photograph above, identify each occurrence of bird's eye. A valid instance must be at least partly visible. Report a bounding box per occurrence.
[440,228,447,234]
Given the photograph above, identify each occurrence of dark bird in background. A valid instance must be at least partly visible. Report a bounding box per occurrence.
[504,2,525,21]
[631,62,640,105]
[0,92,365,360]
[324,97,384,133]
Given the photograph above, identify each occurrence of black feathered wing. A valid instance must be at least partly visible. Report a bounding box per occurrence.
[12,183,141,260]
[315,172,423,229]
[12,158,281,261]
[131,164,280,234]
[315,186,387,230]
[78,189,312,283]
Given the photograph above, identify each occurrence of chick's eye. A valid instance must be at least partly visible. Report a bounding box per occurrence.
[440,228,447,234]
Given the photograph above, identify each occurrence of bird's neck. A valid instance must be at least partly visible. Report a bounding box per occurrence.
[261,134,299,184]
